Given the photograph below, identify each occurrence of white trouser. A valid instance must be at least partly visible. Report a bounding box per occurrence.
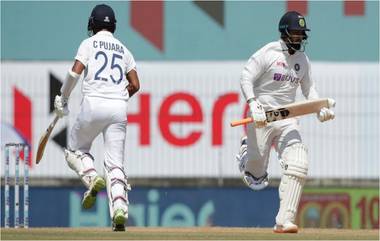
[245,118,302,178]
[69,95,129,218]
[244,118,307,226]
[69,96,127,156]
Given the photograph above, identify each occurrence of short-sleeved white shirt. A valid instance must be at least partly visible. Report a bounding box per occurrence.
[240,39,318,110]
[75,31,136,100]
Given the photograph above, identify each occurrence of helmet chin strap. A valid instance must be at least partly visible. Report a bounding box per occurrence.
[285,40,305,52]
[284,30,307,53]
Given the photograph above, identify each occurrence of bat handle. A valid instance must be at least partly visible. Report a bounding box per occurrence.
[49,115,59,129]
[53,115,59,124]
[230,117,253,127]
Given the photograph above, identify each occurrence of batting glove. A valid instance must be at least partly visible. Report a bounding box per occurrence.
[54,95,69,118]
[248,98,267,128]
[317,107,335,122]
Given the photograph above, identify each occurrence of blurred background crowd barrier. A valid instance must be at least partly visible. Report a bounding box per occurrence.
[1,1,379,229]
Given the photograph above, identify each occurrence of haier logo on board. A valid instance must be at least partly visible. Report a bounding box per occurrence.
[69,189,215,227]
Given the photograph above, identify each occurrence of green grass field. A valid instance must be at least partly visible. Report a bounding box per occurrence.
[1,227,379,240]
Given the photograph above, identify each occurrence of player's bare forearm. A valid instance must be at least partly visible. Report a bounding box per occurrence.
[72,60,85,75]
[126,69,140,97]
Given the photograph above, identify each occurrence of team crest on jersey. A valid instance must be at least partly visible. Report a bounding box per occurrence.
[294,63,300,71]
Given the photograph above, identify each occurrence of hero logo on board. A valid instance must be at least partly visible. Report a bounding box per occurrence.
[128,92,242,147]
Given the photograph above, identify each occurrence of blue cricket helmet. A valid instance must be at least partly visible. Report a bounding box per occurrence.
[88,4,117,36]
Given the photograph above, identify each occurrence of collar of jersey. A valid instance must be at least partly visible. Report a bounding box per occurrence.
[279,39,289,54]
[96,30,114,37]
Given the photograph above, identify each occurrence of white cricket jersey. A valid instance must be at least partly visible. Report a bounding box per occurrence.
[75,31,136,100]
[240,39,319,110]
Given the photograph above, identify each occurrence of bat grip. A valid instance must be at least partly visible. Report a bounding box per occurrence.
[53,115,59,124]
[230,117,253,127]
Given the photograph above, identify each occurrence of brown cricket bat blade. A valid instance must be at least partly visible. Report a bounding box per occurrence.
[35,115,59,164]
[230,98,335,127]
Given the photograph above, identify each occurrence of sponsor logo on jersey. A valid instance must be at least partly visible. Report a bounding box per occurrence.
[273,73,300,84]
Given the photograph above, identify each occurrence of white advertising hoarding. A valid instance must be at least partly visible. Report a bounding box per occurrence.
[1,61,379,178]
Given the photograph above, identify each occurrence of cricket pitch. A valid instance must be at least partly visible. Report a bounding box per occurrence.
[1,227,379,240]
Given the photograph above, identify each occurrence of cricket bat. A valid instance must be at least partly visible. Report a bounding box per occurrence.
[230,98,335,127]
[35,115,60,164]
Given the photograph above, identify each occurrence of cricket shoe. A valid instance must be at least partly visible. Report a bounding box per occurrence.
[112,208,126,232]
[81,176,106,209]
[273,222,298,233]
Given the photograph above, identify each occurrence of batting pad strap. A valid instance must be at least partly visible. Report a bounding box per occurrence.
[111,178,127,187]
[82,168,96,175]
[285,165,308,179]
[112,195,127,203]
[81,152,95,161]
[61,70,80,98]
[104,163,126,175]
[282,143,308,179]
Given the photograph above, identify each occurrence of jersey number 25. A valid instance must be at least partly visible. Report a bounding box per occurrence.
[94,51,123,84]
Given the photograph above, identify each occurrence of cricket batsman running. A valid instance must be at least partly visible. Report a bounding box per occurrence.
[236,11,335,233]
[54,4,140,231]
